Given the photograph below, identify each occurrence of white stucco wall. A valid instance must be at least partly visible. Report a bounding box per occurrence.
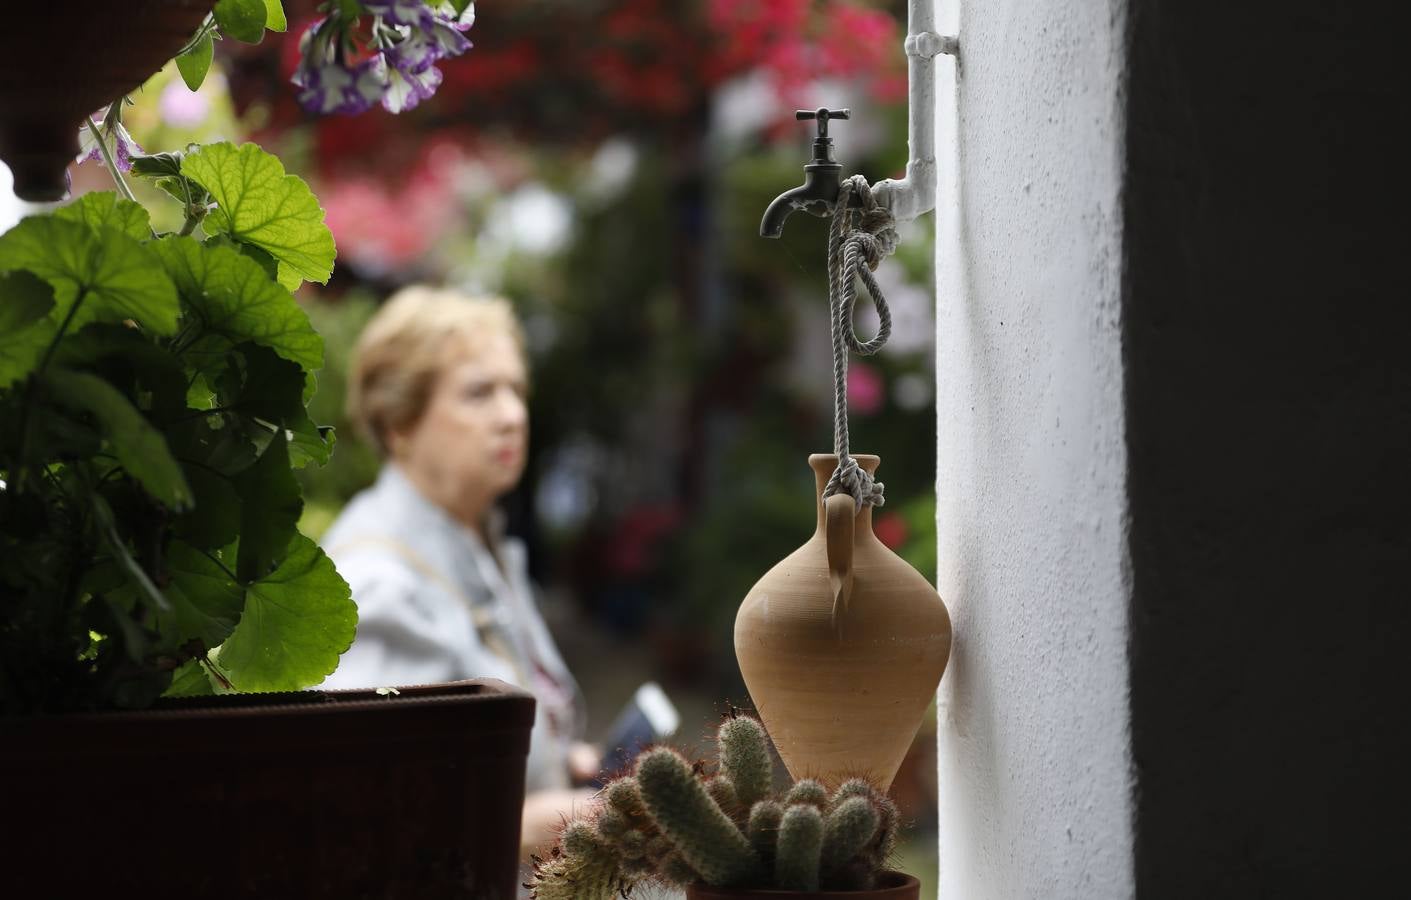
[931,0,1132,897]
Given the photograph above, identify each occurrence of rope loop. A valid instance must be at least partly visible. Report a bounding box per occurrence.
[822,174,898,512]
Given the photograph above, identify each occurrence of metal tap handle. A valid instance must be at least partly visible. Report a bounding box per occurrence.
[796,108,851,139]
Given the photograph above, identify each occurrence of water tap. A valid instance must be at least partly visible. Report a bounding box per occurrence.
[759,108,854,238]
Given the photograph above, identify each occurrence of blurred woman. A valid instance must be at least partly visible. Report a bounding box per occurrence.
[320,286,597,856]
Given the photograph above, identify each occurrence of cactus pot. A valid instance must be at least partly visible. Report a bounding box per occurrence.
[0,0,216,201]
[685,871,921,899]
[0,678,534,899]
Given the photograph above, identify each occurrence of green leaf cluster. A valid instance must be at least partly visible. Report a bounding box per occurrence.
[177,1,287,91]
[0,137,353,714]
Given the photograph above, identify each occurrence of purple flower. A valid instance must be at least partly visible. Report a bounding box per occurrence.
[435,1,476,31]
[384,17,470,74]
[362,0,434,27]
[381,62,442,113]
[295,56,389,116]
[383,27,439,74]
[428,16,473,53]
[75,112,142,171]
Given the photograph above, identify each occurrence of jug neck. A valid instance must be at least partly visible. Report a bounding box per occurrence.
[808,453,881,535]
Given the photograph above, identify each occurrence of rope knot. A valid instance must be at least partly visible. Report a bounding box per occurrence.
[823,454,886,511]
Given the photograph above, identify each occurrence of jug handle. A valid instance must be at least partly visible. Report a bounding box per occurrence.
[825,493,856,625]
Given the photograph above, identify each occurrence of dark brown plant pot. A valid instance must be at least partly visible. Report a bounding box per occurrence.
[686,871,922,900]
[0,0,216,201]
[0,678,535,899]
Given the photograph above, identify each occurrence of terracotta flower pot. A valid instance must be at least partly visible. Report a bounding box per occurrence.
[686,870,921,899]
[734,454,951,791]
[0,0,216,201]
[0,678,535,899]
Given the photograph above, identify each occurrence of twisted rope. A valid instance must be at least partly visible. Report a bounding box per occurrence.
[823,175,898,511]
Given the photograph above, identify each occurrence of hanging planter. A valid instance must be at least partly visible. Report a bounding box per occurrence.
[1,679,535,898]
[0,0,215,200]
[735,453,951,791]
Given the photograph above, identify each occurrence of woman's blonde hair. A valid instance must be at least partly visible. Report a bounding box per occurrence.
[347,285,525,455]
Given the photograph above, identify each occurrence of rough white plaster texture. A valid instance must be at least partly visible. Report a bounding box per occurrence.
[932,0,1132,898]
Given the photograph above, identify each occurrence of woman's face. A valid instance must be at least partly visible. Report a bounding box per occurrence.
[388,332,529,522]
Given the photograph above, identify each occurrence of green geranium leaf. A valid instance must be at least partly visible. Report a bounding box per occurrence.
[131,153,185,180]
[288,419,335,469]
[151,236,323,395]
[214,0,267,43]
[217,343,334,466]
[177,29,215,91]
[181,143,336,287]
[160,541,244,648]
[163,659,216,697]
[167,413,260,479]
[53,192,151,241]
[45,368,192,509]
[232,429,302,582]
[0,269,56,388]
[216,533,355,691]
[0,216,179,338]
[207,235,279,283]
[263,0,287,32]
[51,323,189,425]
[173,464,242,550]
[91,493,169,616]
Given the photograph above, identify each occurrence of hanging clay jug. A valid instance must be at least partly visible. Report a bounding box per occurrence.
[0,1,216,201]
[735,454,951,791]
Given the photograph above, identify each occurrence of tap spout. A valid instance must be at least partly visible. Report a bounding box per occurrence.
[759,166,842,238]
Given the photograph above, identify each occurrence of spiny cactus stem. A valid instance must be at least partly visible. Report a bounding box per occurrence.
[718,715,774,809]
[636,748,763,887]
[785,778,829,809]
[775,803,825,892]
[820,795,881,884]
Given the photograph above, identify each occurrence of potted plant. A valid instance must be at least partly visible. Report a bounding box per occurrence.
[528,713,922,899]
[1,4,532,897]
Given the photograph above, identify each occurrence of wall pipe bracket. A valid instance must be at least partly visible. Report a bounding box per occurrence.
[870,0,958,225]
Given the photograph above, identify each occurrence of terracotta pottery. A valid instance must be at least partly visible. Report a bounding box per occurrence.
[686,871,921,899]
[0,0,216,201]
[735,454,951,791]
[0,678,535,899]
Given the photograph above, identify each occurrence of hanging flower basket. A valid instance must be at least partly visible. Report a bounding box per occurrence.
[0,1,217,200]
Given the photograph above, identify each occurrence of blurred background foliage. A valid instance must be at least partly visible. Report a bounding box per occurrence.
[58,0,939,877]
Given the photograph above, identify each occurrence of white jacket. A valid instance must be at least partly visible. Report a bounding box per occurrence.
[319,465,585,792]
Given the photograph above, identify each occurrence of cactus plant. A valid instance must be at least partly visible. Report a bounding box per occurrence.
[527,712,905,898]
[775,803,825,891]
[718,714,773,809]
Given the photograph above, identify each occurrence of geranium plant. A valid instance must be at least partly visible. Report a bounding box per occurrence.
[0,2,363,713]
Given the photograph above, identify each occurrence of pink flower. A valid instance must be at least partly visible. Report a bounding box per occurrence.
[159,79,211,127]
[847,362,885,415]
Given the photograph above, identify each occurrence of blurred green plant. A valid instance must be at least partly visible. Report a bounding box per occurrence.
[296,291,381,538]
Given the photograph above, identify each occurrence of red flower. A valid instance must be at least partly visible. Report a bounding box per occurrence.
[873,511,909,550]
